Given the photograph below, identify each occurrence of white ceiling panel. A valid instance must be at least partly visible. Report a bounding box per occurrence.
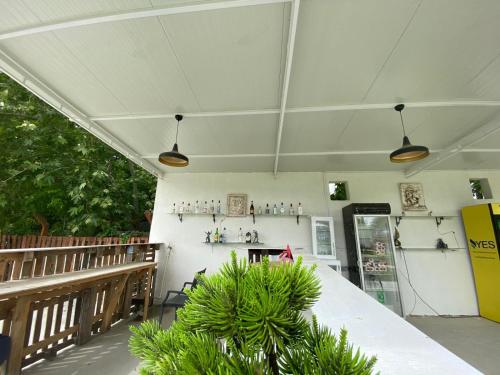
[365,0,500,103]
[155,155,275,173]
[466,130,500,149]
[278,154,405,172]
[0,0,151,33]
[156,2,289,110]
[102,114,278,156]
[430,152,500,170]
[287,0,420,107]
[280,111,354,152]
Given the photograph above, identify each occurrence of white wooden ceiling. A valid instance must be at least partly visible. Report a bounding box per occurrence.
[1,0,500,177]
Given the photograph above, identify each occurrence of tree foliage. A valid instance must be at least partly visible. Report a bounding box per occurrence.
[130,253,377,374]
[0,73,156,236]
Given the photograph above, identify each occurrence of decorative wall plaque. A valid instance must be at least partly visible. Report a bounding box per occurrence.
[400,183,427,211]
[226,193,248,217]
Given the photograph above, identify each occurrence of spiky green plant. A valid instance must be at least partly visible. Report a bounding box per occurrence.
[130,252,377,374]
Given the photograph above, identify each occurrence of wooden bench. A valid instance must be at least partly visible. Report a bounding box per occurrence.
[0,262,156,375]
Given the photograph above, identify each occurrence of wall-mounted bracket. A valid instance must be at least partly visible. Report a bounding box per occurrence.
[212,214,216,223]
[178,213,183,223]
[435,216,444,227]
[395,216,403,227]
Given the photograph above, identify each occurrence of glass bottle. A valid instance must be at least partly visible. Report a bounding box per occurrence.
[210,200,215,214]
[273,204,277,215]
[186,202,191,213]
[179,202,185,214]
[172,203,176,214]
[203,201,208,214]
[250,201,255,215]
[214,228,219,243]
[280,202,285,215]
[217,200,222,214]
[222,227,227,243]
[238,227,244,243]
[195,200,200,214]
[289,203,294,216]
[265,203,270,215]
[258,206,262,215]
[298,202,303,215]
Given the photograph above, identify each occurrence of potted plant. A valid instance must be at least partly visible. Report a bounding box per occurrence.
[130,252,377,374]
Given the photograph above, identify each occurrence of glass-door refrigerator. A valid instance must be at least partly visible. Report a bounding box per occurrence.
[343,204,403,316]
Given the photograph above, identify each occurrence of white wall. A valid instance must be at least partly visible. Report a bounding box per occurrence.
[150,170,500,316]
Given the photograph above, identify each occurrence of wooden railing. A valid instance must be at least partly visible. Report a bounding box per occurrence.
[0,234,149,250]
[0,242,157,281]
[0,243,160,374]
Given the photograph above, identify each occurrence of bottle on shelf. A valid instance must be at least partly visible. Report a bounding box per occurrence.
[214,228,219,243]
[221,227,227,243]
[289,203,295,216]
[194,200,200,214]
[210,200,215,214]
[186,202,191,213]
[273,204,277,215]
[250,201,255,215]
[280,202,285,215]
[171,203,176,214]
[297,202,303,215]
[179,202,185,214]
[258,206,262,215]
[238,227,244,243]
[265,203,270,215]
[216,200,222,214]
[203,201,208,214]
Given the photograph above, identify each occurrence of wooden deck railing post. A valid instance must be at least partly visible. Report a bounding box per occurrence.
[101,274,129,332]
[76,287,97,346]
[7,296,31,375]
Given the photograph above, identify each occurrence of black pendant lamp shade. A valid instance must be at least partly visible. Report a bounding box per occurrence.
[390,104,430,163]
[159,114,189,167]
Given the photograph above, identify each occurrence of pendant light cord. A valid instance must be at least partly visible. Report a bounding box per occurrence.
[175,119,180,143]
[399,111,407,136]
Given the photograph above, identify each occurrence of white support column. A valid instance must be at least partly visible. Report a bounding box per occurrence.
[405,114,500,177]
[0,49,163,177]
[273,0,300,176]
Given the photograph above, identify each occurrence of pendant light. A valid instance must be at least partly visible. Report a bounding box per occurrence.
[158,114,189,167]
[390,104,429,163]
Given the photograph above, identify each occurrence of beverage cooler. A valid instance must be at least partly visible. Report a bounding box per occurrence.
[343,204,403,316]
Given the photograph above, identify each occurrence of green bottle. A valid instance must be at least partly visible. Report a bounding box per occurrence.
[376,291,385,304]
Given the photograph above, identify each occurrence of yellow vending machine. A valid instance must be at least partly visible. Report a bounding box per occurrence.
[462,203,500,322]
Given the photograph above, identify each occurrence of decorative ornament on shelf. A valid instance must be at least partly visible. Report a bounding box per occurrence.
[393,227,402,250]
[205,231,211,243]
[252,230,259,244]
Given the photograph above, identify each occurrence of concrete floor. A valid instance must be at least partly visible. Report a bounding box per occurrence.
[23,307,175,375]
[407,316,500,375]
[23,313,499,374]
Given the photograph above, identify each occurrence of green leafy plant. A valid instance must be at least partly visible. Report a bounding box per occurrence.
[130,252,377,374]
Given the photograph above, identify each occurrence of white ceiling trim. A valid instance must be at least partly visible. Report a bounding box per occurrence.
[0,48,162,177]
[273,0,298,175]
[405,114,500,177]
[0,0,291,41]
[141,149,447,159]
[90,100,500,121]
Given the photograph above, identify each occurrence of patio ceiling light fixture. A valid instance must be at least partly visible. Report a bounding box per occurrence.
[390,104,429,163]
[159,114,189,167]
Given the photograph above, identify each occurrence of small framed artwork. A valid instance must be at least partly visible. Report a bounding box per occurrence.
[227,193,248,217]
[400,183,427,211]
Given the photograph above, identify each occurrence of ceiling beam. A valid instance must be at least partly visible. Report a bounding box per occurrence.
[90,100,500,122]
[405,114,500,177]
[273,0,300,176]
[141,149,446,159]
[0,0,291,41]
[0,48,162,177]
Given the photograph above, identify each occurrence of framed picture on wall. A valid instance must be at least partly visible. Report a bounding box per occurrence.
[399,183,428,211]
[227,193,248,217]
